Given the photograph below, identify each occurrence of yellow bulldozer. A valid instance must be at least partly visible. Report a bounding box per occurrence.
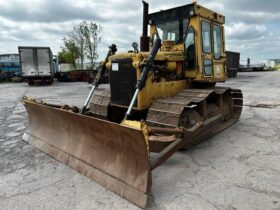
[21,1,243,208]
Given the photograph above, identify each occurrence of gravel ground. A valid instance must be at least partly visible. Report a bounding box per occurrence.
[0,71,280,210]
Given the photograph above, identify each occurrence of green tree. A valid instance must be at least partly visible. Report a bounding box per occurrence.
[59,21,102,70]
[82,22,102,70]
[70,21,87,69]
[58,50,73,64]
[58,38,79,68]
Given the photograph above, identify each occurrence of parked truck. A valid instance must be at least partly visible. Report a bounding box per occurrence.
[18,46,55,85]
[226,51,240,78]
[239,58,265,71]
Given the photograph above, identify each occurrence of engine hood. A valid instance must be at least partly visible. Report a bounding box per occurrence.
[108,50,185,63]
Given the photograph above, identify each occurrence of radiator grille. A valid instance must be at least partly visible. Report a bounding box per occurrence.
[110,58,137,106]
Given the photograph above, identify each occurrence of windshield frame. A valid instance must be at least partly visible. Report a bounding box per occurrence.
[153,18,190,44]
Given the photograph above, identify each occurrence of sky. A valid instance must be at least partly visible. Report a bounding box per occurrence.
[0,0,279,61]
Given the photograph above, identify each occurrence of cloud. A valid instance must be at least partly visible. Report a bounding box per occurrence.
[0,0,279,60]
[225,22,267,40]
[0,0,102,22]
[225,0,280,13]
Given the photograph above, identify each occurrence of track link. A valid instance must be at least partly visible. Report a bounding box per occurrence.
[146,87,243,152]
[146,87,243,128]
[89,85,111,119]
[90,86,243,127]
[89,86,243,152]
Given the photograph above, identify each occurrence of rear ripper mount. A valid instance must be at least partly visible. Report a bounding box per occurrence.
[21,87,242,208]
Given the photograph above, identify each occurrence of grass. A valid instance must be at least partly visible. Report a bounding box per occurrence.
[271,65,280,71]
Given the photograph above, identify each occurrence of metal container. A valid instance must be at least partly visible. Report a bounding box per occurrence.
[18,46,54,84]
[226,51,240,78]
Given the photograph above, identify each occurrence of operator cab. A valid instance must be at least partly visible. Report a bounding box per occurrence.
[149,2,226,81]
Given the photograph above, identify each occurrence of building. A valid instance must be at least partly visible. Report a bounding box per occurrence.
[0,53,21,73]
[0,54,21,80]
[0,54,20,63]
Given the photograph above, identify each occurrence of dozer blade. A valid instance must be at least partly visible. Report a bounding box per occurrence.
[21,99,151,208]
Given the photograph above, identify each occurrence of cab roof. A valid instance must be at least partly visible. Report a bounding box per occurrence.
[149,3,224,25]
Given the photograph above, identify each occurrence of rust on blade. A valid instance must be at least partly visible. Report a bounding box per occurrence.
[21,99,151,208]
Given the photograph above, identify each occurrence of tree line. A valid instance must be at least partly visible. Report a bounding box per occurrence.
[58,21,102,70]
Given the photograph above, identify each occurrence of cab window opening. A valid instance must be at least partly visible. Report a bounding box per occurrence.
[204,59,213,76]
[185,27,196,69]
[156,19,189,43]
[201,20,212,53]
[213,24,221,59]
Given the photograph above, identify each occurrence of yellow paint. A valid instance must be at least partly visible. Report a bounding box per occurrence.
[121,119,142,130]
[186,5,226,82]
[121,120,150,154]
[185,70,197,78]
[166,62,177,72]
[194,3,224,24]
[105,2,228,110]
[138,77,186,110]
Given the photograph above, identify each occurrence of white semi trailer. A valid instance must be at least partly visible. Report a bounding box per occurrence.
[18,46,54,85]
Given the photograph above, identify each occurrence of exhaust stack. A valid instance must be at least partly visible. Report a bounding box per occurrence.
[140,1,150,52]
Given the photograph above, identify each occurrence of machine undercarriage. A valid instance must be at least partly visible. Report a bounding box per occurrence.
[90,85,243,152]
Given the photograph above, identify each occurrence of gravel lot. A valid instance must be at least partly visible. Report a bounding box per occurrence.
[1,71,280,210]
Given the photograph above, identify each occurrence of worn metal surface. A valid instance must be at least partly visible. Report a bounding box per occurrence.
[146,88,214,128]
[151,122,204,170]
[90,86,111,118]
[21,99,151,208]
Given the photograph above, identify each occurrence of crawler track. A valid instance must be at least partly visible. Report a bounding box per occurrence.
[147,87,243,151]
[146,87,242,127]
[89,85,111,119]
